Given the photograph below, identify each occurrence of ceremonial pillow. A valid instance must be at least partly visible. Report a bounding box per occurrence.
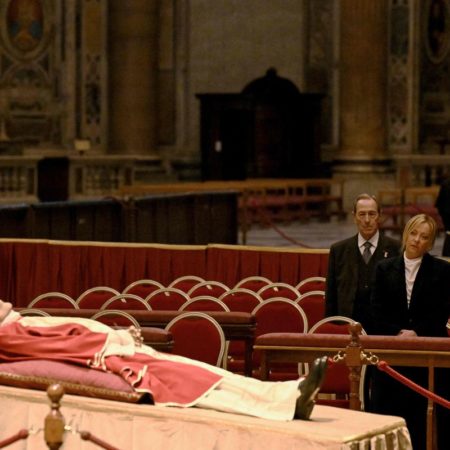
[0,360,151,404]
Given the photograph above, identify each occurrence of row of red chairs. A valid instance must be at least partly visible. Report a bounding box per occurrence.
[118,275,326,301]
[26,287,326,330]
[26,275,324,308]
[26,275,325,308]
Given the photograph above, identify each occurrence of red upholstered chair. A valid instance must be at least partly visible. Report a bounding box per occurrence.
[76,286,120,309]
[219,288,263,373]
[167,275,205,293]
[234,276,272,292]
[179,296,230,312]
[19,308,51,317]
[257,282,301,301]
[218,288,263,313]
[308,316,367,409]
[90,309,141,329]
[252,299,308,380]
[296,290,326,329]
[27,292,79,309]
[187,280,230,298]
[144,287,189,311]
[165,312,226,366]
[122,279,164,298]
[295,276,326,295]
[100,294,151,310]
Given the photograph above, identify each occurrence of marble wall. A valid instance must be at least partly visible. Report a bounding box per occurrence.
[184,0,308,160]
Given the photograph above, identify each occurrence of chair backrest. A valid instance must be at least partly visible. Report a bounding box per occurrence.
[296,290,326,329]
[122,279,165,298]
[252,298,309,338]
[187,280,230,298]
[218,288,263,313]
[179,296,230,312]
[251,299,309,373]
[296,276,326,295]
[257,282,301,301]
[76,286,120,309]
[308,316,367,408]
[167,275,205,292]
[28,292,79,309]
[90,309,141,329]
[19,308,51,317]
[100,294,151,310]
[165,312,226,366]
[144,287,190,311]
[234,276,272,292]
[308,315,359,334]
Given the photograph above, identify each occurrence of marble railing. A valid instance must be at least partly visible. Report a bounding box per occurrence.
[0,156,39,203]
[0,153,449,204]
[394,154,450,187]
[0,154,164,203]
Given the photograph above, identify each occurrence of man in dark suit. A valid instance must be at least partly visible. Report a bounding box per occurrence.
[325,193,401,333]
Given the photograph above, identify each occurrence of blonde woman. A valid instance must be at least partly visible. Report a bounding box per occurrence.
[370,214,450,450]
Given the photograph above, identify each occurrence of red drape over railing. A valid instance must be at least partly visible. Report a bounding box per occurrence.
[0,239,329,307]
[205,244,329,287]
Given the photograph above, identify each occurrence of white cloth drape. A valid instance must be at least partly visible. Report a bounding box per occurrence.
[0,385,411,450]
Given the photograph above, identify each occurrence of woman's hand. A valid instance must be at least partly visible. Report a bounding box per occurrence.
[398,329,417,337]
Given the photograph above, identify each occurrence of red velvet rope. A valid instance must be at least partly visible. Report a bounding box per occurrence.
[377,361,450,409]
[0,429,29,448]
[79,431,120,450]
[326,356,450,409]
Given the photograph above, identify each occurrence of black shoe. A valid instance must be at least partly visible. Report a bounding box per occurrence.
[295,356,328,420]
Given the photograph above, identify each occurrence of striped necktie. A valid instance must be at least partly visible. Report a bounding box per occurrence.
[362,241,372,264]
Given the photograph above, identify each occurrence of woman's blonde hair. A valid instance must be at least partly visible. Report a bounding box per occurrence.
[401,214,437,250]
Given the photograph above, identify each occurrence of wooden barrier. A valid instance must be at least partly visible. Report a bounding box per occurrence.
[378,185,443,232]
[0,191,238,245]
[255,324,450,450]
[118,178,345,244]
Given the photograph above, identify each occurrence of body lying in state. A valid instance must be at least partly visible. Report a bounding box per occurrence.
[0,300,327,421]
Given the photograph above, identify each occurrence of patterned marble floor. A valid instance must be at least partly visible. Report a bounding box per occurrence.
[240,217,445,256]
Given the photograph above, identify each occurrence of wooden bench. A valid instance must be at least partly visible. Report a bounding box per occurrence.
[379,185,443,232]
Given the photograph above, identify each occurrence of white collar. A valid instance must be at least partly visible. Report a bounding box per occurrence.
[403,253,423,266]
[358,231,379,249]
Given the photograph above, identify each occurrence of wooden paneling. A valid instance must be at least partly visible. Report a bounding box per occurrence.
[0,191,238,244]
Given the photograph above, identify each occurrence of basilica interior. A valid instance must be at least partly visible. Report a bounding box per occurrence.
[0,3,449,450]
[0,0,448,212]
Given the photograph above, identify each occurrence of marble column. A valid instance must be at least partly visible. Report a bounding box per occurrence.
[335,0,390,172]
[334,0,396,208]
[108,0,158,154]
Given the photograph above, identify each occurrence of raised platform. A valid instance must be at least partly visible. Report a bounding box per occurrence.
[0,383,411,450]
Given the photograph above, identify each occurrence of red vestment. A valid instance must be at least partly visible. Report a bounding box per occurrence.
[0,321,222,406]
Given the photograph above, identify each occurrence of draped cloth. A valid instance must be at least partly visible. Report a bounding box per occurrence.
[0,318,222,407]
[0,316,300,420]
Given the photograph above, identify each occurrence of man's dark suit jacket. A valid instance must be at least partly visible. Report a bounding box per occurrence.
[370,253,450,337]
[325,233,401,326]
